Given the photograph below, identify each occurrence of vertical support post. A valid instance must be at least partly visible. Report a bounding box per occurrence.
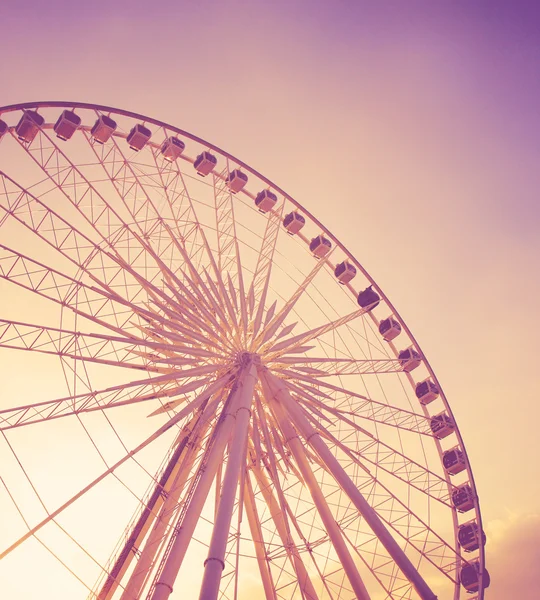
[197,358,257,599]
[264,369,438,600]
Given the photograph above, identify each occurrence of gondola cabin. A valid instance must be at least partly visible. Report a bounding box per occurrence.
[0,120,8,140]
[309,235,332,258]
[255,190,278,213]
[194,151,217,176]
[127,124,152,151]
[283,211,305,234]
[430,412,455,439]
[334,261,357,284]
[458,520,486,552]
[53,110,81,141]
[443,446,467,475]
[226,169,248,193]
[15,111,44,143]
[91,114,117,144]
[398,347,422,372]
[415,379,439,405]
[460,561,490,593]
[357,286,380,311]
[452,483,475,513]
[379,316,401,341]
[160,137,185,162]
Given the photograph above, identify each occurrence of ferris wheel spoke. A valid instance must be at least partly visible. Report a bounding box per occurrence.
[0,171,129,291]
[0,171,171,325]
[12,129,156,268]
[262,369,438,600]
[255,254,331,348]
[201,267,241,334]
[121,146,242,336]
[0,371,224,431]
[212,166,240,278]
[0,378,223,561]
[148,296,232,354]
[161,270,223,335]
[0,242,143,336]
[274,359,403,379]
[266,307,369,358]
[88,135,168,239]
[13,127,196,324]
[247,200,285,339]
[286,379,432,435]
[0,318,167,372]
[140,302,225,352]
[87,135,207,294]
[273,355,403,376]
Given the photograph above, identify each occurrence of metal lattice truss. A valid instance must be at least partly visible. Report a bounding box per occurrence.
[0,103,487,600]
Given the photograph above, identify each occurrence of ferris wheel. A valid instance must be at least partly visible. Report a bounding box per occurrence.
[0,102,489,600]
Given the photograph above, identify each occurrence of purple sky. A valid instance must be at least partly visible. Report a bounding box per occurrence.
[1,1,539,597]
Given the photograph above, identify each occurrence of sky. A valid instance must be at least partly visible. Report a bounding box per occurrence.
[1,0,540,598]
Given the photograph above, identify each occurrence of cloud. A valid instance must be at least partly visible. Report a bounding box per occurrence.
[483,512,540,599]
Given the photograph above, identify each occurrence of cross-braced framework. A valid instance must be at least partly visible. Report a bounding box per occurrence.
[0,102,487,600]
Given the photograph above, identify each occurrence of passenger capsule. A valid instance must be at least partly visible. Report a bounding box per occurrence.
[193,151,217,176]
[53,110,81,141]
[334,261,357,284]
[452,483,475,513]
[127,124,152,151]
[255,190,278,213]
[309,235,332,259]
[0,120,8,140]
[357,286,380,311]
[443,446,467,475]
[398,347,422,372]
[15,111,44,143]
[283,211,305,234]
[379,316,401,341]
[415,379,439,405]
[91,114,117,144]
[430,412,455,439]
[160,136,185,162]
[458,520,486,552]
[460,560,490,593]
[226,169,248,193]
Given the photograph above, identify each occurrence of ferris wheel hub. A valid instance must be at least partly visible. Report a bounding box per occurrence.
[236,351,261,367]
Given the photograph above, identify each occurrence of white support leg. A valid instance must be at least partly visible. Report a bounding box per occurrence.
[198,359,257,600]
[151,357,257,600]
[264,369,438,600]
[259,370,372,600]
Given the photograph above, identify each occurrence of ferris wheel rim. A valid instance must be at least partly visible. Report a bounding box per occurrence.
[0,100,486,598]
